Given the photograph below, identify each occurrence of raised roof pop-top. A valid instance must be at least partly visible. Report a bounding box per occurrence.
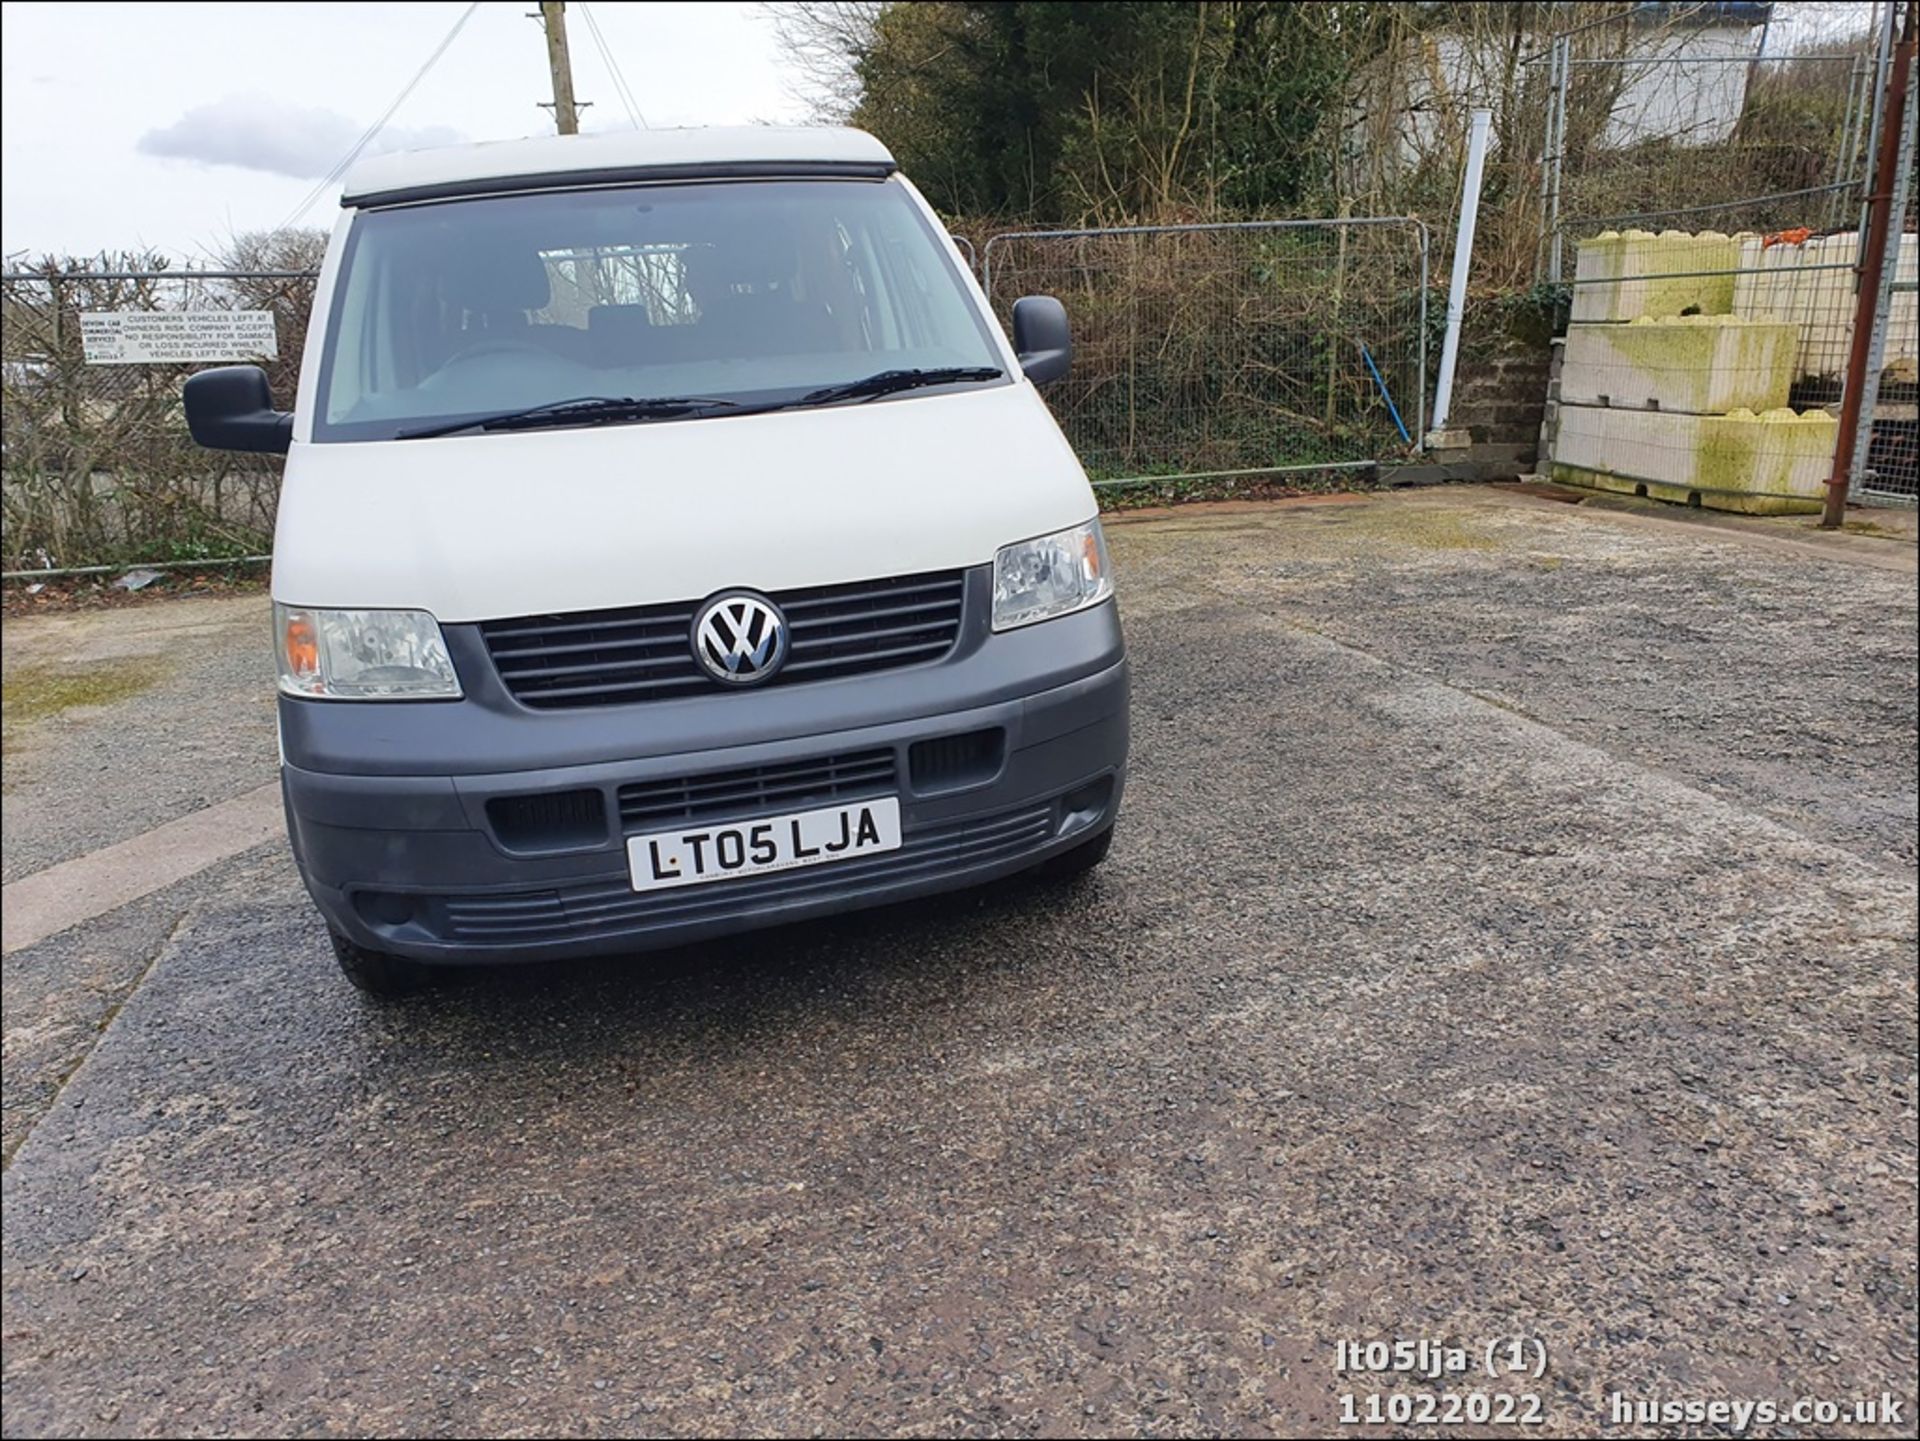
[340,126,897,206]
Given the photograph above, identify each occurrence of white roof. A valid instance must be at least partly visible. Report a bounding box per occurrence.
[340,126,895,204]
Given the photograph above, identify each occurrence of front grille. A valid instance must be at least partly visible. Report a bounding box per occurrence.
[618,748,897,831]
[439,802,1056,945]
[482,570,967,710]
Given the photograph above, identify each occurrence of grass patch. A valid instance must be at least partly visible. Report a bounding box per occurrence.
[2,656,171,728]
[1336,505,1499,551]
[2,656,172,788]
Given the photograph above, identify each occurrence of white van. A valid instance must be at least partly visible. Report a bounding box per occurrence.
[185,127,1128,996]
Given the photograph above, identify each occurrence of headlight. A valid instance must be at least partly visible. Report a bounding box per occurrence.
[992,519,1113,631]
[275,603,461,699]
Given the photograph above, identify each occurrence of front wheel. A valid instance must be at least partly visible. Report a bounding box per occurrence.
[328,926,435,998]
[1033,825,1114,882]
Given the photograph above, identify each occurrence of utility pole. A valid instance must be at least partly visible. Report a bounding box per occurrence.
[539,1,581,135]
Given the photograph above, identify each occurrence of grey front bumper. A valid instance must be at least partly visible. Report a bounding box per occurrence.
[280,598,1128,964]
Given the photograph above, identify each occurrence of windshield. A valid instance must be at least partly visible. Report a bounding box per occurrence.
[313,178,1002,441]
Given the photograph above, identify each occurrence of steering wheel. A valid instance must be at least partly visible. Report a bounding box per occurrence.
[440,338,549,367]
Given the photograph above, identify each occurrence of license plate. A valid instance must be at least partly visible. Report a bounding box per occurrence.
[627,797,902,893]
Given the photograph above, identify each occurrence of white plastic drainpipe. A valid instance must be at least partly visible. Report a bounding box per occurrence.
[1429,108,1493,438]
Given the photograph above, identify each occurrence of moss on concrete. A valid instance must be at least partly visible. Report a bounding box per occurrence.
[1839,518,1912,540]
[1598,316,1796,413]
[1550,460,1825,516]
[1612,318,1720,410]
[1696,416,1758,498]
[1574,230,1740,321]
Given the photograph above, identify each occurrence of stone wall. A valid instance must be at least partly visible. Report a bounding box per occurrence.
[1448,340,1552,476]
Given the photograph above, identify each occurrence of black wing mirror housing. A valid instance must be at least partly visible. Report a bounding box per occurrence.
[183,365,293,454]
[1011,295,1071,385]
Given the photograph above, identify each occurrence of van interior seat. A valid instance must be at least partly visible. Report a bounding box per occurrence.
[446,246,551,340]
[584,292,840,371]
[694,290,837,358]
[589,304,702,368]
[522,323,594,365]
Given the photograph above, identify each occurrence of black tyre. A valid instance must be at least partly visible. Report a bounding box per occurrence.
[328,926,435,998]
[1033,825,1114,881]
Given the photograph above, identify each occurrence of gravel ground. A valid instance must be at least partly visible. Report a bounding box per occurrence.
[0,594,276,884]
[0,846,282,1165]
[2,488,1915,1437]
[1174,490,1917,872]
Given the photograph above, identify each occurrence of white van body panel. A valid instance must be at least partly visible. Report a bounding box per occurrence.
[290,210,354,440]
[249,126,1129,976]
[271,382,1093,621]
[276,167,1094,622]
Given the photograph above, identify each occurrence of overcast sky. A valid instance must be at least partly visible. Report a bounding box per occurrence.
[0,1,803,263]
[0,1,1887,265]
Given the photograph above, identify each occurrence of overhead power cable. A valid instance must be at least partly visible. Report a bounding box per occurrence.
[579,2,648,129]
[275,0,482,232]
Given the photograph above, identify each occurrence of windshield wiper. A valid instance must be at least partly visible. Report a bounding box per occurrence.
[397,394,738,440]
[395,369,999,439]
[799,367,1004,406]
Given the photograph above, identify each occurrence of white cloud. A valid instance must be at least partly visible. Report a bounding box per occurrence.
[137,93,464,180]
[2,2,800,259]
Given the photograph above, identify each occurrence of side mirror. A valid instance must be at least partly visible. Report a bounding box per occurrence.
[183,365,293,454]
[1011,295,1071,385]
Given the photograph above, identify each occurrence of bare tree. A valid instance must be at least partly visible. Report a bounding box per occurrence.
[216,227,330,275]
[761,2,883,122]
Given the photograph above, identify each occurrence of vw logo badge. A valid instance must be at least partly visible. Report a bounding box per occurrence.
[692,590,789,685]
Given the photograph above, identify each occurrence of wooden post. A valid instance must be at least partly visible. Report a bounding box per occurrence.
[540,1,580,135]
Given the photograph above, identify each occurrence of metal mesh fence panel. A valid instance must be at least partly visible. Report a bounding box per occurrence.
[1536,16,1919,512]
[1,269,314,571]
[1861,253,1919,505]
[983,219,1429,491]
[1550,230,1902,515]
[1857,51,1919,508]
[1542,50,1873,279]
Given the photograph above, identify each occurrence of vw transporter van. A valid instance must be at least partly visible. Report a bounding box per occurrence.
[186,127,1128,995]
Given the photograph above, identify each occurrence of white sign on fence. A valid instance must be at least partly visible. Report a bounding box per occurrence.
[79,310,278,365]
